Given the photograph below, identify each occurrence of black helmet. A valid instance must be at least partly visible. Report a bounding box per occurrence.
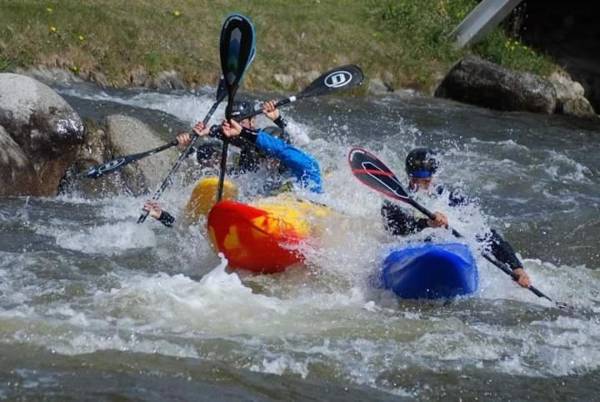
[405,148,439,178]
[230,100,254,119]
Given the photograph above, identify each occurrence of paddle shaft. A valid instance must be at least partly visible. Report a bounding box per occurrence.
[216,140,229,201]
[137,95,224,224]
[235,95,301,121]
[84,140,178,178]
[405,191,554,303]
[234,65,364,121]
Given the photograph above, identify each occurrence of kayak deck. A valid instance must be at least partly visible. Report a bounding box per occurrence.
[207,195,329,273]
[379,242,478,299]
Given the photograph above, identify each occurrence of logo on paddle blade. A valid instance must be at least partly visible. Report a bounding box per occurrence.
[324,71,352,88]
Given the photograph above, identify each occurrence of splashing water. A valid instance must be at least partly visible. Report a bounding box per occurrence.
[1,86,599,400]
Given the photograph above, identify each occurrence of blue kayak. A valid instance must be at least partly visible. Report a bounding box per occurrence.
[378,243,478,299]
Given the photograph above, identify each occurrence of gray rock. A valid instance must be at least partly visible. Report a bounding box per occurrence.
[561,97,596,119]
[549,72,596,118]
[0,125,38,196]
[15,66,83,86]
[435,56,557,114]
[274,74,294,89]
[59,125,127,197]
[105,115,179,195]
[89,71,110,88]
[305,70,321,83]
[151,70,186,90]
[367,78,392,95]
[129,67,149,87]
[0,73,85,196]
[382,71,395,90]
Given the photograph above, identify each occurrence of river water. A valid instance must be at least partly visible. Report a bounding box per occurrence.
[0,81,599,401]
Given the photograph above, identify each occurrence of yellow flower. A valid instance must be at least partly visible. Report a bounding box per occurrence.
[49,26,57,33]
[173,10,181,17]
[46,7,53,13]
[78,35,85,41]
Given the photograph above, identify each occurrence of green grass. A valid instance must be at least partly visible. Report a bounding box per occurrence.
[0,0,557,91]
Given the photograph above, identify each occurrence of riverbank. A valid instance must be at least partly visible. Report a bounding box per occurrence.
[0,0,556,93]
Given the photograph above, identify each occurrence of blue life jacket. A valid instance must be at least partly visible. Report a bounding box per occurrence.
[255,130,322,193]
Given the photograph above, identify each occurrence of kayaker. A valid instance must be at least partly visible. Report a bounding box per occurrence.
[381,147,532,288]
[143,100,322,225]
[176,100,320,192]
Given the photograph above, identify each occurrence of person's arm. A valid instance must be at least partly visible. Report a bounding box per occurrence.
[253,130,322,193]
[381,201,429,235]
[208,124,248,148]
[222,119,322,193]
[263,100,288,130]
[143,201,175,228]
[176,122,210,151]
[487,229,531,288]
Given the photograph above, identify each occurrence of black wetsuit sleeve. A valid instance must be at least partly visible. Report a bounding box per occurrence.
[381,201,429,236]
[157,211,175,227]
[239,127,259,144]
[273,115,287,130]
[485,229,523,270]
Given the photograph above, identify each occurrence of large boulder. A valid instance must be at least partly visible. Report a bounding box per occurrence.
[105,115,180,195]
[0,73,84,196]
[435,56,557,114]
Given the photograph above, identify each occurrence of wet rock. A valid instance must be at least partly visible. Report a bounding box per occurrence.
[435,56,557,114]
[305,70,321,83]
[274,73,294,89]
[293,70,320,88]
[549,72,596,118]
[561,97,596,119]
[129,66,149,87]
[59,124,126,197]
[382,71,395,90]
[15,66,83,86]
[151,70,186,90]
[367,78,392,95]
[105,115,179,195]
[89,71,110,88]
[0,126,38,196]
[0,73,85,196]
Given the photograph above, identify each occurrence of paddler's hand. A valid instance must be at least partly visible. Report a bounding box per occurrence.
[262,100,280,121]
[176,132,192,150]
[427,212,448,228]
[143,200,163,219]
[221,119,242,138]
[192,121,210,137]
[513,267,531,288]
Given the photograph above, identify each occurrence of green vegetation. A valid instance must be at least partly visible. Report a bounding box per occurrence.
[0,0,556,92]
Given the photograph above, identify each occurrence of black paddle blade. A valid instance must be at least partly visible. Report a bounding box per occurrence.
[219,14,256,118]
[348,147,411,203]
[300,65,364,98]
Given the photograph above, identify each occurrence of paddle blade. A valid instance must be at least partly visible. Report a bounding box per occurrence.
[348,147,411,203]
[219,14,256,117]
[299,65,364,98]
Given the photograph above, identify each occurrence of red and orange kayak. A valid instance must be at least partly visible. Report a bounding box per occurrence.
[185,177,330,273]
[207,195,330,273]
